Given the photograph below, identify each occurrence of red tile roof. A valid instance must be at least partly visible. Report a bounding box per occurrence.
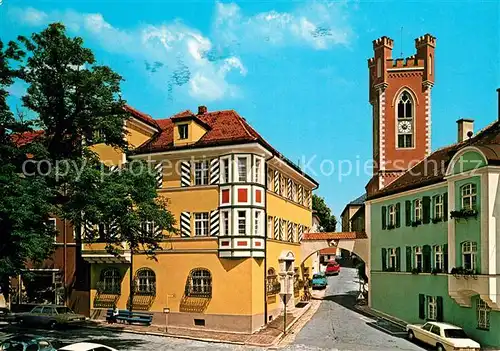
[11,130,44,146]
[368,120,500,200]
[303,232,368,240]
[124,104,160,129]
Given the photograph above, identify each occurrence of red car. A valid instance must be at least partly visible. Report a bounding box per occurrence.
[325,261,340,276]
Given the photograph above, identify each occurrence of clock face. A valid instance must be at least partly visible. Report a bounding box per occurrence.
[398,121,412,134]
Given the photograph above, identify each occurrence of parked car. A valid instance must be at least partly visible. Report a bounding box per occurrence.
[16,305,86,329]
[325,261,340,276]
[406,321,481,351]
[0,308,15,324]
[58,343,117,351]
[311,273,327,289]
[0,336,55,351]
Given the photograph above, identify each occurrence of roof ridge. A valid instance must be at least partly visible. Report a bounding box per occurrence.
[233,110,258,140]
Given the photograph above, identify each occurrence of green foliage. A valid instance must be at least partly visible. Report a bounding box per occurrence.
[312,194,337,232]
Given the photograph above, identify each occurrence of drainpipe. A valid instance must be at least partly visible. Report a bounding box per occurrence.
[263,154,275,325]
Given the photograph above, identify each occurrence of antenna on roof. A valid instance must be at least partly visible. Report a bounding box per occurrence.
[400,26,404,58]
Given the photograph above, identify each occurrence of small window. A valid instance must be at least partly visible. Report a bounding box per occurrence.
[280,175,286,196]
[267,169,273,189]
[267,216,273,239]
[41,307,54,315]
[427,296,437,321]
[430,324,440,335]
[266,267,280,295]
[100,268,121,294]
[48,218,58,242]
[388,205,396,226]
[178,124,188,139]
[194,161,209,185]
[414,199,422,221]
[31,306,44,313]
[434,245,443,270]
[461,183,477,210]
[254,158,261,183]
[141,221,155,236]
[221,158,230,184]
[461,241,477,270]
[477,298,491,330]
[292,182,297,202]
[388,248,397,269]
[433,195,443,219]
[422,323,433,332]
[414,246,423,271]
[194,213,209,236]
[238,211,246,235]
[194,318,206,326]
[221,211,230,236]
[188,269,212,297]
[237,157,247,182]
[136,268,156,295]
[397,91,414,148]
[254,211,261,236]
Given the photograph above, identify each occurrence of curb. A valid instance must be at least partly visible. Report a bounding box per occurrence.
[83,324,246,346]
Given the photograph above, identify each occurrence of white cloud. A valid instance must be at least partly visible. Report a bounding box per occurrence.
[213,1,352,51]
[9,7,49,26]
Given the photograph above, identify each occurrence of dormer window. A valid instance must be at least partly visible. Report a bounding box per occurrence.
[178,124,188,140]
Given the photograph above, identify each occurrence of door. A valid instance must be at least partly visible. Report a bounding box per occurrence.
[418,323,434,344]
[27,306,44,324]
[40,306,55,326]
[429,325,442,347]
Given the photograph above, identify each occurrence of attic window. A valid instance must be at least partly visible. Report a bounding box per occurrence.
[178,124,188,140]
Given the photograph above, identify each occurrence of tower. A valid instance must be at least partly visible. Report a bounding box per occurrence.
[366,33,436,196]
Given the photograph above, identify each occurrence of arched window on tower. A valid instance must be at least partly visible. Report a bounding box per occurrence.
[396,91,414,148]
[376,58,382,78]
[429,54,432,75]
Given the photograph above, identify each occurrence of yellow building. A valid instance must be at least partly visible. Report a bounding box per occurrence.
[84,105,318,333]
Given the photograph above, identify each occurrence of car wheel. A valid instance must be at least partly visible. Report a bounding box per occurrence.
[436,343,444,351]
[49,320,58,330]
[407,330,415,341]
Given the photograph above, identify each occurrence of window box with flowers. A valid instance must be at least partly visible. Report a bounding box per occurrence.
[450,266,478,279]
[450,208,478,221]
[431,217,443,224]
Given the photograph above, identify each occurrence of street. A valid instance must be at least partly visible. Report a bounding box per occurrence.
[0,268,426,351]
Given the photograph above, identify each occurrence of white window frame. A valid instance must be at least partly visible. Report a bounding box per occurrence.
[396,91,414,149]
[220,157,231,184]
[427,296,437,321]
[178,124,189,140]
[142,221,155,236]
[237,156,249,183]
[414,199,422,221]
[267,168,273,190]
[461,241,477,271]
[254,158,262,184]
[237,210,247,235]
[220,210,230,236]
[194,212,209,236]
[267,216,273,239]
[434,245,443,270]
[461,183,477,210]
[194,160,209,186]
[48,218,57,242]
[254,210,263,236]
[388,205,396,226]
[388,248,397,269]
[477,298,491,330]
[433,195,443,219]
[414,246,423,271]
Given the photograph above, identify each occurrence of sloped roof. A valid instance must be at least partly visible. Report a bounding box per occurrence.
[133,108,319,186]
[123,105,160,129]
[368,120,500,200]
[303,232,368,240]
[349,193,367,205]
[11,130,44,146]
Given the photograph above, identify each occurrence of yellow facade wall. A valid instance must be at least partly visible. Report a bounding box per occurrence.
[266,192,312,228]
[125,120,156,149]
[173,120,207,147]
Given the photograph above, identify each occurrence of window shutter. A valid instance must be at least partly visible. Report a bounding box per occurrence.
[423,196,431,224]
[405,201,412,226]
[210,158,220,185]
[381,206,387,230]
[406,246,412,272]
[180,161,191,187]
[395,203,401,228]
[443,193,449,221]
[210,210,219,236]
[423,245,431,273]
[396,247,401,272]
[180,212,191,237]
[381,248,387,271]
[443,244,449,273]
[419,294,426,320]
[436,296,443,322]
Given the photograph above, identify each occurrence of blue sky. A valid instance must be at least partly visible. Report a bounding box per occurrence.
[2,0,499,218]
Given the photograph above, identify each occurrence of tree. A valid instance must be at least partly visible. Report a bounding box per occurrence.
[312,194,337,232]
[0,39,56,293]
[16,23,175,253]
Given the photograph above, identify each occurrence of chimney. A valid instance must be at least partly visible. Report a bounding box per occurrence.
[457,118,474,142]
[198,105,207,115]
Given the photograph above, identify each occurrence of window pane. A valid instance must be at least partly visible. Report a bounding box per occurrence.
[238,211,246,235]
[398,102,405,119]
[238,158,247,182]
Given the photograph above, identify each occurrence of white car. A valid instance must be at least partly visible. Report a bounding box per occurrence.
[406,321,480,351]
[58,342,118,351]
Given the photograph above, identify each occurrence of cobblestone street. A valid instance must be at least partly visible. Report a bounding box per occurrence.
[0,268,427,350]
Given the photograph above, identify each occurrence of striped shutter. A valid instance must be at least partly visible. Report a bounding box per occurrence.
[154,162,163,188]
[279,219,285,241]
[307,191,312,208]
[293,224,297,242]
[210,158,220,185]
[109,165,120,173]
[109,219,119,237]
[84,221,94,239]
[298,224,303,242]
[180,161,191,187]
[154,223,162,237]
[287,221,293,242]
[274,217,279,240]
[210,210,219,236]
[298,185,303,203]
[274,171,279,193]
[180,212,191,237]
[287,178,292,199]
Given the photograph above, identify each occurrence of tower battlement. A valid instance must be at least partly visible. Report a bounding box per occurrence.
[389,57,425,68]
[415,33,436,48]
[373,36,394,49]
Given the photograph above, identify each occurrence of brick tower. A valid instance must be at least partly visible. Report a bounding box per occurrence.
[366,33,436,196]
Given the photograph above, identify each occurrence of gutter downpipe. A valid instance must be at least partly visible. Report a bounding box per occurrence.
[263,154,275,326]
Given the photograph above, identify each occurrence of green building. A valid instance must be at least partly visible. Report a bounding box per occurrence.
[366,116,500,348]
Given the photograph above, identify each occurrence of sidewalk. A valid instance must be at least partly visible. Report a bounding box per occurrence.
[86,301,312,347]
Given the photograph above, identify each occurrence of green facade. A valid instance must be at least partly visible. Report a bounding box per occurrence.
[370,151,499,347]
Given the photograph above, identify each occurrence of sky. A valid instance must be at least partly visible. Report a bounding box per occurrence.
[1,0,499,218]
